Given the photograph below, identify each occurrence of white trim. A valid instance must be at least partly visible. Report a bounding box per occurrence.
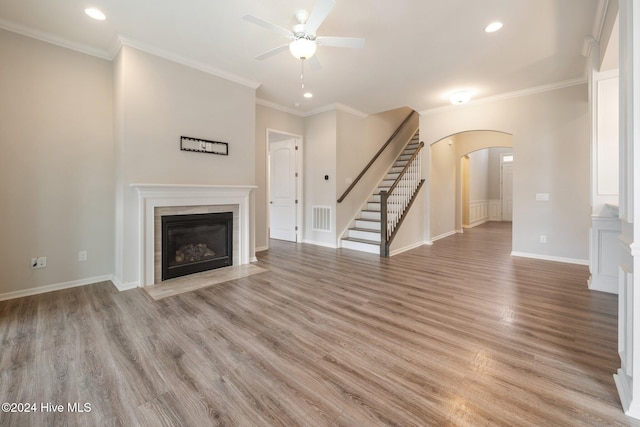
[256,98,369,119]
[510,251,589,266]
[431,230,458,242]
[334,103,369,119]
[304,102,368,118]
[587,276,618,294]
[131,184,256,286]
[0,275,114,302]
[591,0,612,48]
[0,18,111,60]
[257,98,305,117]
[0,24,263,90]
[256,246,269,252]
[303,239,339,249]
[390,241,425,256]
[420,78,587,116]
[115,36,261,89]
[615,368,633,415]
[109,275,140,291]
[266,129,304,244]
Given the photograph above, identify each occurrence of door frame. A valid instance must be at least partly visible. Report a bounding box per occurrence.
[266,128,304,246]
[500,152,514,221]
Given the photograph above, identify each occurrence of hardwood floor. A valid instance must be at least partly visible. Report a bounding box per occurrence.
[1,222,637,426]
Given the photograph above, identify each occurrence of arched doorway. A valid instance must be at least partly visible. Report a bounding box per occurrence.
[429,130,513,241]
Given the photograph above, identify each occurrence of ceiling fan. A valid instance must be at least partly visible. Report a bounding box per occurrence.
[243,0,365,67]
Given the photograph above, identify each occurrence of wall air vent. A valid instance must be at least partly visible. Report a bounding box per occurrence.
[312,206,331,232]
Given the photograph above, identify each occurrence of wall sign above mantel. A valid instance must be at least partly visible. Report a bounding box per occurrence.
[180,136,228,156]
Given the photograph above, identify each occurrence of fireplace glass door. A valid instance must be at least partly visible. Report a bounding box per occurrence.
[162,212,233,280]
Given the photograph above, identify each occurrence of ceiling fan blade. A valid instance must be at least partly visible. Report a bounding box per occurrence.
[243,15,293,39]
[307,55,322,71]
[255,44,290,60]
[316,36,365,49]
[305,0,335,35]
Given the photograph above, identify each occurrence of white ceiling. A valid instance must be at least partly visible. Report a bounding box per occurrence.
[0,0,600,115]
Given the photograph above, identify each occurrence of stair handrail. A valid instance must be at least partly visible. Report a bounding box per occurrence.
[337,110,417,203]
[380,141,425,257]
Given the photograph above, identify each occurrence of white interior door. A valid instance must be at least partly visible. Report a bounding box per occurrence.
[269,138,297,242]
[501,162,513,222]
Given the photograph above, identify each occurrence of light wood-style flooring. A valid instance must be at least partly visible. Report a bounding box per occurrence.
[1,222,637,426]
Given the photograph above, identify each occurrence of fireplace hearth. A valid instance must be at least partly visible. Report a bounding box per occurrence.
[162,212,233,280]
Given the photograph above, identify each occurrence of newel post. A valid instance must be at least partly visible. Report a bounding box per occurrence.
[380,190,389,257]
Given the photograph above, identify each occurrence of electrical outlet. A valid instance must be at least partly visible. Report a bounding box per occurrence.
[540,235,547,243]
[31,256,47,269]
[79,251,87,262]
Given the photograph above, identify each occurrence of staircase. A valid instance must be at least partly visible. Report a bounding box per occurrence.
[341,132,421,254]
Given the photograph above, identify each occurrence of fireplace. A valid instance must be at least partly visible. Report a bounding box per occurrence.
[161,212,233,280]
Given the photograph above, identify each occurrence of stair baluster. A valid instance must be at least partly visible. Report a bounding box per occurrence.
[380,141,425,257]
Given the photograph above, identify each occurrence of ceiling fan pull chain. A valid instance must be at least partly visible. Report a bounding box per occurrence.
[301,59,305,89]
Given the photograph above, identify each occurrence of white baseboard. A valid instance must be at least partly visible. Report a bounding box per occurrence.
[510,251,589,266]
[304,239,339,249]
[255,245,269,252]
[614,369,632,415]
[431,230,457,242]
[463,218,489,229]
[587,276,618,294]
[107,275,140,292]
[390,241,426,256]
[0,275,115,302]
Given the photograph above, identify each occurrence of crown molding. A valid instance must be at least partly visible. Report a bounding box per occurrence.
[304,102,368,118]
[256,99,368,119]
[112,35,261,90]
[256,98,305,117]
[0,18,111,60]
[583,35,599,58]
[0,22,262,90]
[419,77,587,116]
[334,103,369,118]
[592,0,610,43]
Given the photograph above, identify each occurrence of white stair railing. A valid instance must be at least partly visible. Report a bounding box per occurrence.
[380,141,425,257]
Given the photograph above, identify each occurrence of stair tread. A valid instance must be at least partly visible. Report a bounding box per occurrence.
[350,227,381,233]
[342,237,380,245]
[356,218,380,223]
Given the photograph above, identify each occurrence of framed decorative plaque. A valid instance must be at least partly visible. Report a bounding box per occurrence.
[180,136,228,156]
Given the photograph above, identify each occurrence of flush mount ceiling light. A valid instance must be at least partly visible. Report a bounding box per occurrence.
[289,38,318,60]
[485,22,503,33]
[450,91,472,105]
[303,92,313,98]
[85,7,106,20]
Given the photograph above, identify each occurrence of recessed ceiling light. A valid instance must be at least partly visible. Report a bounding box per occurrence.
[85,8,106,20]
[485,22,503,33]
[450,91,472,105]
[303,92,313,98]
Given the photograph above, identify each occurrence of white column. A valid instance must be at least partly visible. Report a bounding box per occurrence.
[614,0,640,419]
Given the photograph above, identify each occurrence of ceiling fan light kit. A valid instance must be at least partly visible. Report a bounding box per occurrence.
[244,0,364,63]
[289,38,317,60]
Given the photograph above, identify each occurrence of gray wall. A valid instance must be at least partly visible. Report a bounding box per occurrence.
[114,46,256,287]
[254,104,305,250]
[422,84,590,262]
[0,29,114,296]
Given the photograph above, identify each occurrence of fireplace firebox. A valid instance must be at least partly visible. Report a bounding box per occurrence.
[161,212,233,280]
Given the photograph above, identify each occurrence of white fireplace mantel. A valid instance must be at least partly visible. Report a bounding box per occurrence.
[131,184,256,286]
